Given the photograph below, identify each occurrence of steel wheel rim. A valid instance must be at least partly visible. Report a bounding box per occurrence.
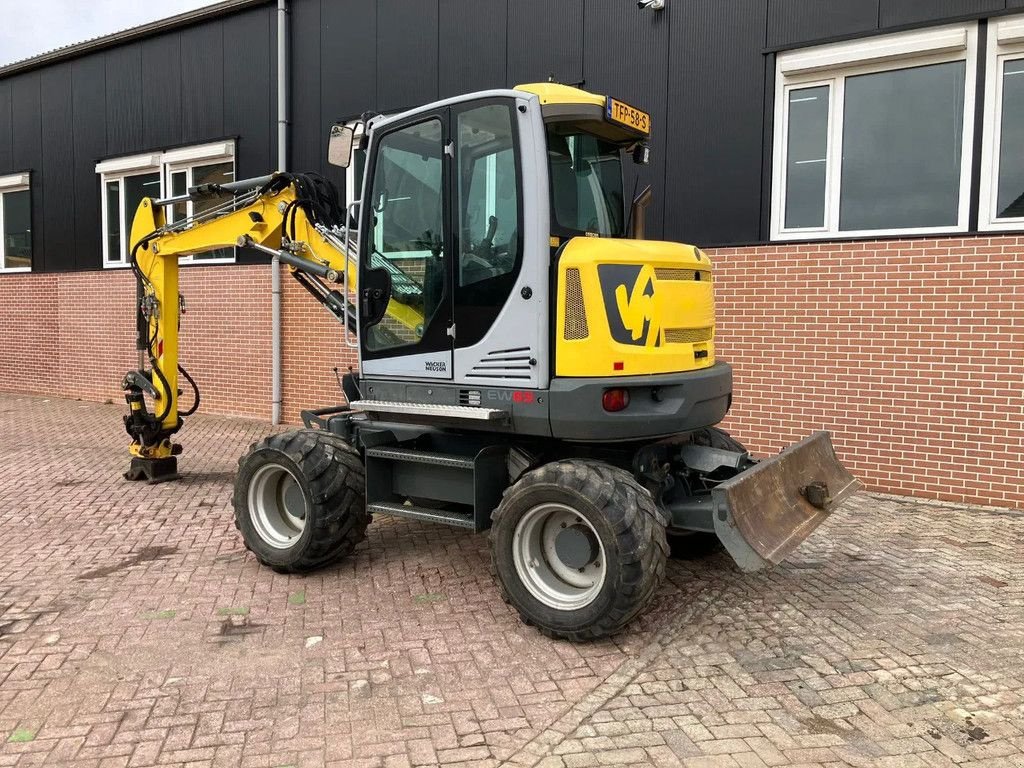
[248,463,307,549]
[512,502,607,611]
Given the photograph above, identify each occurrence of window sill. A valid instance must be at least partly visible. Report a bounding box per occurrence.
[104,259,237,268]
[180,258,237,266]
[0,267,31,274]
[772,224,970,242]
[758,226,1024,248]
[979,220,1024,233]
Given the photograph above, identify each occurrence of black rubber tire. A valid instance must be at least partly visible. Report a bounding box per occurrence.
[667,531,723,560]
[489,459,668,641]
[233,429,369,574]
[690,426,747,453]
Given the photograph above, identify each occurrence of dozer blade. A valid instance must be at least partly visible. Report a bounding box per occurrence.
[712,431,861,572]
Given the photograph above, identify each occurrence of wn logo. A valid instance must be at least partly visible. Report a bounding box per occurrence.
[597,264,661,347]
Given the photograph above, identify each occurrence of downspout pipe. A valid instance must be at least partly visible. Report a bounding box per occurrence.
[272,0,288,426]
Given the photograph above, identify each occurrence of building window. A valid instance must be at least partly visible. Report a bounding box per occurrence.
[97,142,235,267]
[772,24,978,240]
[980,15,1024,230]
[0,173,32,272]
[165,158,236,263]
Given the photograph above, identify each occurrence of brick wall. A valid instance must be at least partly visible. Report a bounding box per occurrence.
[710,236,1024,509]
[0,264,357,422]
[1,234,1021,508]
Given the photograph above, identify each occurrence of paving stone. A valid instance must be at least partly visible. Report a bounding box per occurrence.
[0,394,1022,768]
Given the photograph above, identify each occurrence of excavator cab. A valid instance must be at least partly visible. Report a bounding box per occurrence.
[121,83,860,642]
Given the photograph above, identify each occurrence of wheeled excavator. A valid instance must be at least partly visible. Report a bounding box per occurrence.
[122,83,860,640]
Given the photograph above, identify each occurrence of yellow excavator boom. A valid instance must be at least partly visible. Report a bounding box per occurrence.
[121,172,419,481]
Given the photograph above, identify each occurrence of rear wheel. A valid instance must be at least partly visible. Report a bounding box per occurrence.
[233,430,369,573]
[490,460,667,641]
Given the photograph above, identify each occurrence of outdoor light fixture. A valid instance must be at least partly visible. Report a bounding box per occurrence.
[638,0,666,9]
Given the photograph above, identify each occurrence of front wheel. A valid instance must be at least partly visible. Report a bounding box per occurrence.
[489,460,668,641]
[233,430,369,573]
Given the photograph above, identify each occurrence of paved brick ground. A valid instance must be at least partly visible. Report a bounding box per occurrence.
[0,393,1021,768]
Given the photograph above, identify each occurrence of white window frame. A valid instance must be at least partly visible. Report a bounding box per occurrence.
[97,142,235,268]
[99,160,161,268]
[979,14,1024,231]
[771,23,979,241]
[0,172,32,273]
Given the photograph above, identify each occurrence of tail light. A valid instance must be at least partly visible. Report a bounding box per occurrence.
[602,388,630,412]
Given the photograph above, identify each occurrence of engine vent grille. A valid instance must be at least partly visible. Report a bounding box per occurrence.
[467,347,533,381]
[563,268,589,340]
[655,268,710,282]
[664,326,714,344]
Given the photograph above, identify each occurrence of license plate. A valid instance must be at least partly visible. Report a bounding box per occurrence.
[606,98,651,135]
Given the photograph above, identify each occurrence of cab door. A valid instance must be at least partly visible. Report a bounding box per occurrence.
[451,99,524,355]
[358,112,454,379]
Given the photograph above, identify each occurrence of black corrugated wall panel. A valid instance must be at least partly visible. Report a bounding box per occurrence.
[290,0,322,178]
[227,6,276,266]
[141,34,183,150]
[759,52,777,243]
[10,73,44,263]
[104,44,143,157]
[767,0,880,49]
[40,64,75,272]
[1009,0,1024,8]
[71,55,106,270]
[880,0,1005,28]
[665,0,767,247]
[320,0,376,195]
[439,0,508,99]
[224,7,274,179]
[583,0,669,240]
[376,0,439,113]
[180,22,225,145]
[0,81,12,173]
[506,0,584,87]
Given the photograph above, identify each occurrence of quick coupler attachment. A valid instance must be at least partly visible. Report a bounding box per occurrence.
[125,455,181,484]
[122,370,183,484]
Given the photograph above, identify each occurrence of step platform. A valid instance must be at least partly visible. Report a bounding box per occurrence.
[363,442,508,532]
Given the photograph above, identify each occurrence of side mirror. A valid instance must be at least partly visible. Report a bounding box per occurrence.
[328,124,355,168]
[628,184,653,240]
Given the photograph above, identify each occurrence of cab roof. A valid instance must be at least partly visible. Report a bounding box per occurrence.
[515,83,649,143]
[514,82,607,108]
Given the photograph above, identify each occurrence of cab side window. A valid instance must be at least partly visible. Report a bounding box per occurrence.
[457,104,520,290]
[365,118,445,351]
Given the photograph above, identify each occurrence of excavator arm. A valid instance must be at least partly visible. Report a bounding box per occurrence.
[121,172,384,482]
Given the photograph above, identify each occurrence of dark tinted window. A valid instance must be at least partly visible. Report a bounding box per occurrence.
[124,172,161,258]
[547,127,624,236]
[998,58,1024,219]
[2,190,31,269]
[840,61,965,231]
[785,85,829,229]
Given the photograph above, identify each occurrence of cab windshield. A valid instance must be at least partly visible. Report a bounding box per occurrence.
[546,125,625,237]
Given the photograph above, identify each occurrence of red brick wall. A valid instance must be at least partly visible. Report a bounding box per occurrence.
[1,235,1021,508]
[0,264,357,421]
[710,236,1024,509]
